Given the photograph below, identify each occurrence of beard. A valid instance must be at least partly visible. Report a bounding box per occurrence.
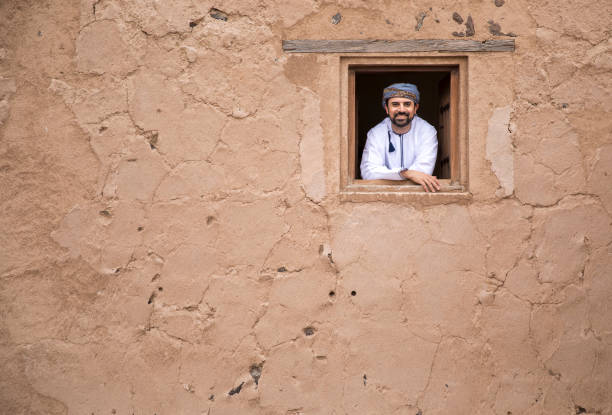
[390,112,415,128]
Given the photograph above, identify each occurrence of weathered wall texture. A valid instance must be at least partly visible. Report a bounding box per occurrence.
[1,0,611,414]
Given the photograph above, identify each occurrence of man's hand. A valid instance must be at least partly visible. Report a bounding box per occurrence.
[400,169,441,192]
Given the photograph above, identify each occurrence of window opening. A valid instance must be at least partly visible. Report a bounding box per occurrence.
[354,68,454,180]
[340,56,469,201]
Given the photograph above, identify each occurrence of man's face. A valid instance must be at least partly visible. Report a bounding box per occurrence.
[385,97,419,128]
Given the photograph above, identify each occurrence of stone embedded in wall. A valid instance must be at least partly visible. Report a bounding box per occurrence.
[414,11,427,31]
[209,8,228,21]
[465,15,475,36]
[452,14,474,37]
[488,20,516,37]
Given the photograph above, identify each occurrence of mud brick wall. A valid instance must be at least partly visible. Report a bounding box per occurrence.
[1,0,611,414]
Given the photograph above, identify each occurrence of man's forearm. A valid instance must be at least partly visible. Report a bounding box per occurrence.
[400,169,441,192]
[361,164,403,180]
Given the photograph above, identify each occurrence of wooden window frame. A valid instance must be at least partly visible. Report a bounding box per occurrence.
[340,56,470,202]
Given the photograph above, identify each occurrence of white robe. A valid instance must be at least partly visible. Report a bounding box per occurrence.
[360,116,438,180]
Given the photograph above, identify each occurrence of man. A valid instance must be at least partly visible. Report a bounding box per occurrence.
[360,83,441,192]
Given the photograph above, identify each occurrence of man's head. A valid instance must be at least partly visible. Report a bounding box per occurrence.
[382,83,420,128]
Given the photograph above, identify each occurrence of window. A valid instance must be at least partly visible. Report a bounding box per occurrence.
[340,56,469,201]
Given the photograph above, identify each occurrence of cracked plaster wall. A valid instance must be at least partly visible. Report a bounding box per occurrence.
[0,0,611,414]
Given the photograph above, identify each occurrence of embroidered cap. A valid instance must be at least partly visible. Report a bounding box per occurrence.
[382,83,420,109]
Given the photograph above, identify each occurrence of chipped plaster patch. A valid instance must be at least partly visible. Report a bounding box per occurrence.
[486,106,514,197]
[299,88,326,203]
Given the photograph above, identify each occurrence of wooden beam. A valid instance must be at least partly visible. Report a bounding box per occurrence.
[283,39,514,53]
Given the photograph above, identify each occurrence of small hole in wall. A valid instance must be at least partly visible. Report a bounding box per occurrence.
[329,290,335,297]
[206,215,215,225]
[303,326,315,336]
[158,286,163,291]
[351,290,357,296]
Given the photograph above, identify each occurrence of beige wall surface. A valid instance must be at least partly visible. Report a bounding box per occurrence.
[1,0,611,414]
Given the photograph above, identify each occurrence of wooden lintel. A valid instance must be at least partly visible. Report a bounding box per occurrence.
[282,39,515,53]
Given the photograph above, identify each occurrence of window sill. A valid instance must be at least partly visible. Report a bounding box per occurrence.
[340,179,471,203]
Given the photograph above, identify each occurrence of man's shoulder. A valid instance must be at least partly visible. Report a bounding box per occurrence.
[367,118,389,137]
[414,115,436,135]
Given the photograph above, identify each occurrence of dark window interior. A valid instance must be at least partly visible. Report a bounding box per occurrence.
[354,70,452,179]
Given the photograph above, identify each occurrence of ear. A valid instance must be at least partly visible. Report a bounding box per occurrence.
[384,102,390,115]
[415,103,420,112]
